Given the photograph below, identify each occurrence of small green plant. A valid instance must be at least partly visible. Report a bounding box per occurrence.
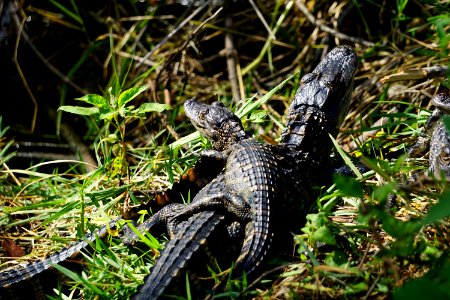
[59,86,171,177]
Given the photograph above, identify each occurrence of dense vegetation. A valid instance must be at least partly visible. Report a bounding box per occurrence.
[0,0,449,299]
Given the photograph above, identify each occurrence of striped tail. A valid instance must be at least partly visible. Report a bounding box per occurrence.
[133,211,224,300]
[233,220,273,278]
[0,218,119,299]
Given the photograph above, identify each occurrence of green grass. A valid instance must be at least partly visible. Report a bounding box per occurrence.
[1,1,450,299]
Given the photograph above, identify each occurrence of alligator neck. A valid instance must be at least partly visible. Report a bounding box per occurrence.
[212,122,248,151]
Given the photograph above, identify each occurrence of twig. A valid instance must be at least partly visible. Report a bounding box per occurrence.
[2,163,21,186]
[11,2,38,133]
[380,65,450,84]
[295,0,374,47]
[11,4,88,97]
[248,0,276,41]
[224,4,242,103]
[135,0,211,68]
[240,263,291,295]
[115,50,157,67]
[161,113,182,143]
[362,270,382,300]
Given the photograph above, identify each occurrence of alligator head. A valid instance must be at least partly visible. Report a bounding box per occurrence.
[184,99,247,151]
[299,45,356,129]
[281,45,357,155]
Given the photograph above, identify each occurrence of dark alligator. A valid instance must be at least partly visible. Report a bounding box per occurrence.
[280,45,356,152]
[0,218,120,300]
[131,98,283,299]
[130,45,357,299]
[409,92,450,176]
[279,45,357,191]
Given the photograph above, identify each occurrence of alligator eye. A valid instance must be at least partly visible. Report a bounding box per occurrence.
[326,75,340,89]
[301,73,315,84]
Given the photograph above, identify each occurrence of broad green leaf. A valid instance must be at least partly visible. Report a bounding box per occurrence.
[249,110,267,123]
[75,94,108,109]
[58,105,99,116]
[333,175,363,198]
[423,191,450,225]
[134,102,171,114]
[312,225,337,245]
[99,110,118,120]
[118,86,148,108]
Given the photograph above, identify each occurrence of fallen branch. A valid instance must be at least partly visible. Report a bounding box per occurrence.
[380,65,450,84]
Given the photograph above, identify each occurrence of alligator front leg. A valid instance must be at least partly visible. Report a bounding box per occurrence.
[167,192,252,225]
[121,203,186,244]
[131,174,248,299]
[122,175,250,245]
[200,149,229,161]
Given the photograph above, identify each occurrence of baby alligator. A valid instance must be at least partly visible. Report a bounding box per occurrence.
[132,45,357,299]
[133,98,285,299]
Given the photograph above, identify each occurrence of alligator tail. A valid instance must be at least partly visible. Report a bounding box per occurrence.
[133,211,224,300]
[0,218,119,299]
